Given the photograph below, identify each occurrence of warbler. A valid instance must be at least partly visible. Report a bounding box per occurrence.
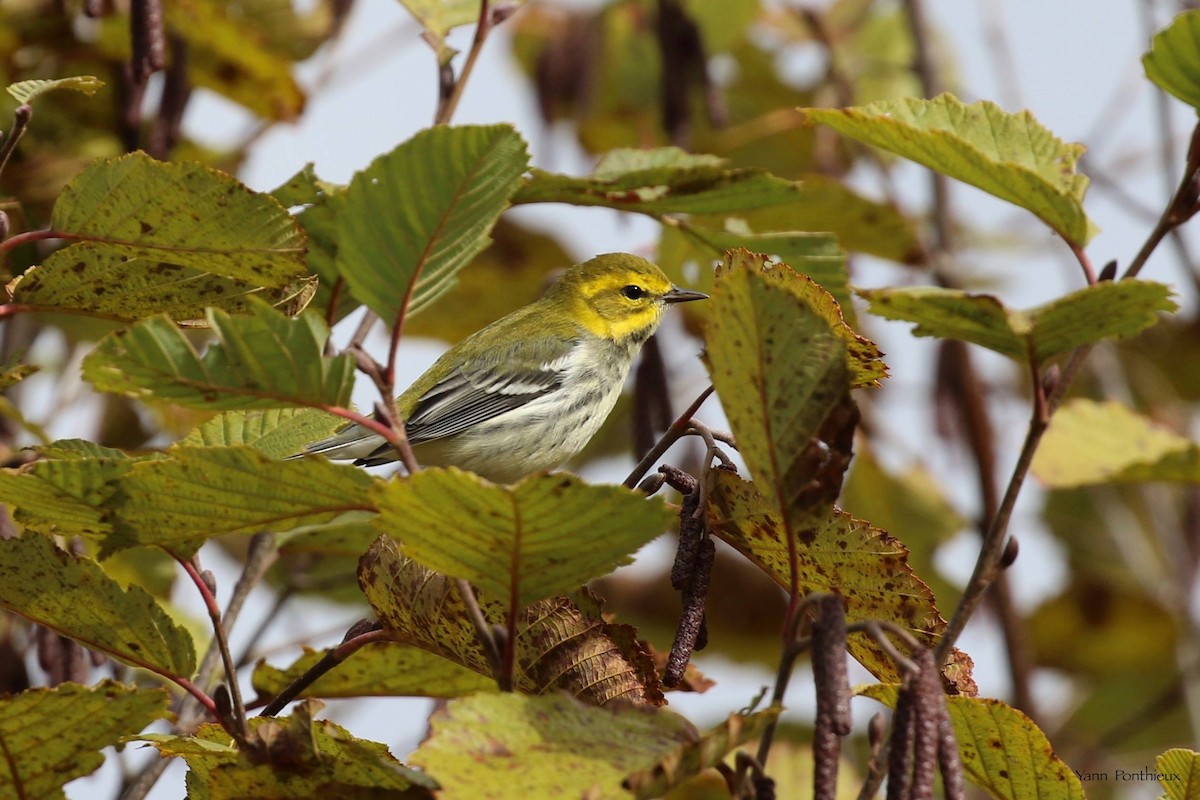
[298,253,706,482]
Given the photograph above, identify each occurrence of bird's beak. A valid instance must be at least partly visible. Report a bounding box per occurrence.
[663,286,709,304]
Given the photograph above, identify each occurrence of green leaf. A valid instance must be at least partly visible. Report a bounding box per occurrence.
[0,444,139,537]
[82,302,355,410]
[107,446,375,554]
[409,693,696,799]
[622,707,782,799]
[178,407,344,458]
[335,124,529,323]
[707,471,944,682]
[859,686,1084,800]
[0,534,196,675]
[841,446,966,609]
[167,0,306,121]
[140,701,437,798]
[1144,11,1200,111]
[858,280,1176,364]
[397,0,499,43]
[371,468,674,610]
[6,75,104,103]
[1157,748,1200,800]
[702,252,882,526]
[252,641,495,701]
[514,147,805,214]
[358,536,663,705]
[270,164,353,323]
[10,153,310,322]
[0,362,37,391]
[805,94,1098,246]
[0,682,169,800]
[1032,399,1200,487]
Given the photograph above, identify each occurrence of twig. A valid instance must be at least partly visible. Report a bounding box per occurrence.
[433,0,493,125]
[455,578,503,681]
[259,621,387,717]
[0,104,32,180]
[623,385,714,488]
[177,556,247,739]
[120,533,277,800]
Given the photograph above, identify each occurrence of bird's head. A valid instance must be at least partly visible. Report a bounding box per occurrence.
[551,253,707,344]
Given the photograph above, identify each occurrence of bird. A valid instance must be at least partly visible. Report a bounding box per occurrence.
[296,253,707,483]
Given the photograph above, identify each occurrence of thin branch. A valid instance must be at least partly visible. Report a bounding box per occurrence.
[177,556,247,738]
[623,385,714,488]
[0,104,32,180]
[434,0,493,125]
[259,623,389,717]
[455,577,503,680]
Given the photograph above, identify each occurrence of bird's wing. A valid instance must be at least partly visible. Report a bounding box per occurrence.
[403,337,579,444]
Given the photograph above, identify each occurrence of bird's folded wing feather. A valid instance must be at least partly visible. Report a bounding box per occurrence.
[404,338,578,443]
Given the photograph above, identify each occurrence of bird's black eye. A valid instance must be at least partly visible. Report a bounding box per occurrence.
[621,284,645,300]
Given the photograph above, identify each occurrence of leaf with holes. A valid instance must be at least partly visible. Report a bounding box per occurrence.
[706,470,944,682]
[0,534,196,675]
[335,125,529,323]
[0,682,169,799]
[805,94,1097,246]
[371,468,673,610]
[82,301,354,411]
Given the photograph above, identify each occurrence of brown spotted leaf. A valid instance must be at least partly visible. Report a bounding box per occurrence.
[706,470,944,682]
[358,536,663,706]
[0,682,170,799]
[10,153,310,323]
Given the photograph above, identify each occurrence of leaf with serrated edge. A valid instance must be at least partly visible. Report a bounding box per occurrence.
[179,407,343,458]
[515,146,805,214]
[358,536,663,705]
[622,707,781,798]
[13,153,309,321]
[0,534,196,675]
[1157,748,1200,800]
[6,75,104,103]
[707,471,943,681]
[859,686,1084,800]
[0,682,169,799]
[0,445,140,537]
[702,252,880,521]
[805,94,1097,246]
[410,693,694,799]
[82,302,354,411]
[138,701,437,797]
[1144,11,1200,110]
[252,641,494,701]
[858,280,1176,364]
[371,468,674,610]
[1032,399,1200,488]
[107,446,374,555]
[335,125,529,323]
